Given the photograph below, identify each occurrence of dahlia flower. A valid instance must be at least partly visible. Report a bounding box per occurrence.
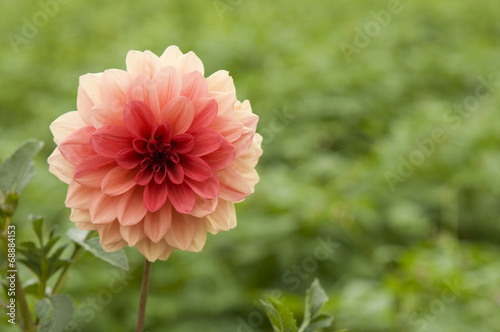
[48,46,262,261]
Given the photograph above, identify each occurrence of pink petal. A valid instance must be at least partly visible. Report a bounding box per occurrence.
[181,154,213,182]
[50,111,87,144]
[168,181,195,214]
[189,98,218,131]
[126,75,160,118]
[135,165,154,186]
[119,223,146,246]
[206,70,235,94]
[136,239,174,262]
[89,193,120,224]
[65,181,98,210]
[167,162,184,184]
[165,213,197,250]
[101,166,137,196]
[190,128,223,156]
[58,126,96,166]
[216,166,252,202]
[209,91,236,115]
[144,202,172,242]
[209,115,243,142]
[159,96,194,135]
[123,100,156,139]
[144,181,168,212]
[186,220,207,252]
[48,149,75,184]
[117,186,147,226]
[171,133,194,154]
[98,222,127,250]
[91,125,133,158]
[90,103,125,128]
[74,155,115,188]
[154,164,167,184]
[152,122,173,142]
[190,196,218,218]
[77,73,102,125]
[233,127,255,158]
[181,71,208,100]
[201,139,236,170]
[116,148,143,169]
[153,66,182,109]
[207,199,236,231]
[126,50,159,79]
[100,69,133,106]
[184,176,220,200]
[172,51,204,76]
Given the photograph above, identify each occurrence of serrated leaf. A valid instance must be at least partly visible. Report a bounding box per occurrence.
[30,215,44,246]
[0,139,44,199]
[35,294,73,332]
[299,279,330,332]
[260,297,298,332]
[304,313,334,332]
[67,229,128,270]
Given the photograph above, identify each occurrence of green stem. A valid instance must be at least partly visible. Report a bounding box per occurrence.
[51,243,83,295]
[136,259,152,332]
[1,216,35,331]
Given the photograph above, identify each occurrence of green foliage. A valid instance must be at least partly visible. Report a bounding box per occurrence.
[66,229,129,271]
[35,295,73,332]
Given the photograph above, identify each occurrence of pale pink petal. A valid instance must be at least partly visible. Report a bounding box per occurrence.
[136,239,174,262]
[119,223,146,246]
[209,91,236,115]
[207,199,236,231]
[159,96,194,135]
[144,202,172,243]
[158,46,183,67]
[233,127,254,158]
[231,157,260,190]
[89,193,121,224]
[216,166,252,202]
[126,75,161,118]
[209,115,244,142]
[189,98,218,131]
[126,50,159,79]
[206,70,235,94]
[237,134,263,168]
[99,222,127,251]
[65,181,97,210]
[100,69,133,106]
[190,196,217,218]
[184,176,220,200]
[101,167,137,196]
[181,71,208,100]
[70,209,91,223]
[48,149,75,184]
[168,181,195,214]
[172,51,204,75]
[58,126,96,165]
[153,66,182,109]
[91,126,133,158]
[90,103,125,128]
[143,181,168,212]
[186,221,207,252]
[73,156,115,188]
[77,73,102,125]
[117,186,148,226]
[50,111,87,144]
[165,213,196,250]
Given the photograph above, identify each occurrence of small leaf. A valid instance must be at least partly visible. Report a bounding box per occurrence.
[67,229,128,270]
[299,279,330,332]
[30,214,44,246]
[304,313,334,332]
[260,297,298,332]
[35,294,73,332]
[0,139,44,198]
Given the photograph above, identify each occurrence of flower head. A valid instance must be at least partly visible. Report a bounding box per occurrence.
[48,46,262,261]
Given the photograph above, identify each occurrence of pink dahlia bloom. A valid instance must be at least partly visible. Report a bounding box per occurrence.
[48,46,262,261]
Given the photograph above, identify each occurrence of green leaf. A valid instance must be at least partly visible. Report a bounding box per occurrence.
[304,313,334,332]
[35,294,73,332]
[260,297,298,332]
[299,279,330,332]
[67,229,129,270]
[0,139,44,200]
[30,214,44,246]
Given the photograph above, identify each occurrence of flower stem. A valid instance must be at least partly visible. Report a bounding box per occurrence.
[136,259,152,332]
[52,244,83,295]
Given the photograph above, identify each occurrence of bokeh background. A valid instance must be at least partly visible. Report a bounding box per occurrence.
[2,0,500,331]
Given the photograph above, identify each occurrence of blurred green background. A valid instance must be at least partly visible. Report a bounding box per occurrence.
[2,0,500,331]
